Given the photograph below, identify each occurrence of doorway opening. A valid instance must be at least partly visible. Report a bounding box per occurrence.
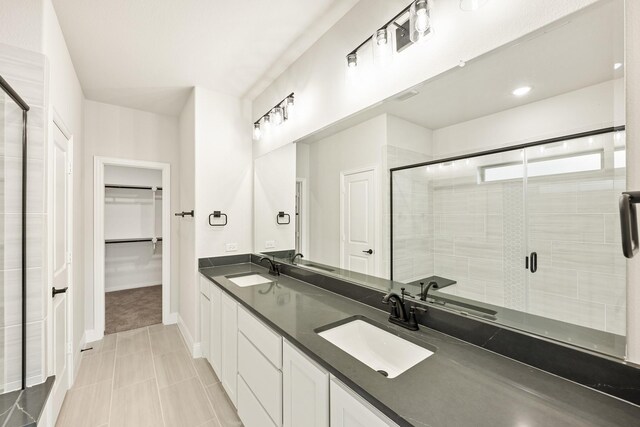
[94,158,171,338]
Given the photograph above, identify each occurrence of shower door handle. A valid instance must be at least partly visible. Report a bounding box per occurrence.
[530,252,537,273]
[619,191,640,258]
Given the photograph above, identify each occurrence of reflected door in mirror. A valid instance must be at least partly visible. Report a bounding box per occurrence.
[342,169,376,275]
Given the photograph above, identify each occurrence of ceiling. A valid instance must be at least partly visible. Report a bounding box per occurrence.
[52,0,357,115]
[301,0,623,144]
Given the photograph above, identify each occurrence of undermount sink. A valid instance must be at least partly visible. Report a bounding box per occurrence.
[317,318,433,378]
[227,274,273,287]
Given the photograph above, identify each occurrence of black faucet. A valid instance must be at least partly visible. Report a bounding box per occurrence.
[259,257,281,276]
[381,288,419,331]
[291,253,304,264]
[419,281,439,301]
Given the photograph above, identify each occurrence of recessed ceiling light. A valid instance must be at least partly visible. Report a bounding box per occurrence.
[512,86,532,96]
[614,62,623,70]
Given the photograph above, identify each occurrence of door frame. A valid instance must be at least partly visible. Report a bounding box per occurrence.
[339,165,381,277]
[93,156,172,341]
[46,110,74,403]
[295,178,309,257]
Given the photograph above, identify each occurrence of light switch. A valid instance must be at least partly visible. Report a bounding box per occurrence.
[265,240,276,249]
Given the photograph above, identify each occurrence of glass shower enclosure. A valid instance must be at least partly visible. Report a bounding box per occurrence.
[1,74,30,392]
[391,127,627,357]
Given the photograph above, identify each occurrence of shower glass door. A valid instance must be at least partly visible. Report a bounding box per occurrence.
[524,129,627,355]
[0,87,26,392]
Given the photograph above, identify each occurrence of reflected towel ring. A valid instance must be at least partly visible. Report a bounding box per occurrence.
[276,211,291,225]
[209,211,228,227]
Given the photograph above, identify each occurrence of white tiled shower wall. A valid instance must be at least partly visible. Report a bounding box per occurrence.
[392,133,626,335]
[0,42,47,392]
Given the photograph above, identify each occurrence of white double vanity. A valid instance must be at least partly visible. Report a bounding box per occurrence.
[198,273,398,427]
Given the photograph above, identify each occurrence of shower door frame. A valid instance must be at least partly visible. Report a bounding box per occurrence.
[389,125,625,281]
[0,74,30,390]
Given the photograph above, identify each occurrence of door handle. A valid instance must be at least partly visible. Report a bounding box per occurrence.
[620,192,640,258]
[52,286,68,298]
[362,249,373,254]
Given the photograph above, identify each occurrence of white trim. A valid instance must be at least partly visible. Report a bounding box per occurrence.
[46,111,75,414]
[339,165,381,277]
[177,314,201,358]
[72,330,86,385]
[295,178,310,257]
[93,156,172,339]
[84,329,102,344]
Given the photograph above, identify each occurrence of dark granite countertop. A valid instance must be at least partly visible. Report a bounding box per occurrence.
[199,263,640,427]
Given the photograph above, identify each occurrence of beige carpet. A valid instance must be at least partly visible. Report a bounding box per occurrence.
[105,285,162,334]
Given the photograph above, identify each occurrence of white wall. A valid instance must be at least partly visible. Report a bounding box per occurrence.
[252,0,599,158]
[194,87,253,259]
[178,90,196,348]
[0,0,44,53]
[175,87,253,349]
[83,100,180,333]
[433,78,624,157]
[42,0,86,381]
[303,115,386,267]
[254,143,296,252]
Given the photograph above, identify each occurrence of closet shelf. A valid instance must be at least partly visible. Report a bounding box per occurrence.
[105,237,163,244]
[105,184,163,191]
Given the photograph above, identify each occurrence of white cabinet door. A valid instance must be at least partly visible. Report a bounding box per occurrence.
[283,340,329,427]
[330,378,398,427]
[238,375,277,427]
[221,292,238,407]
[199,291,211,361]
[209,283,222,378]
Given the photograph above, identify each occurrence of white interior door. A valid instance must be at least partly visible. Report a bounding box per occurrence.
[342,169,376,275]
[50,124,72,420]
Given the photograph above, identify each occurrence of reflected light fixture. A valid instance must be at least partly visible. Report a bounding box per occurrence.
[347,52,358,68]
[512,86,532,96]
[252,92,294,141]
[460,0,488,11]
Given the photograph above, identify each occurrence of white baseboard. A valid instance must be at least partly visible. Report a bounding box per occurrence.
[165,312,178,325]
[177,314,201,358]
[72,331,87,385]
[85,329,103,343]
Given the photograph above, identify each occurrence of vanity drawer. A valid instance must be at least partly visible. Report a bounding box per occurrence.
[238,375,277,427]
[238,332,282,426]
[199,274,210,298]
[238,305,282,368]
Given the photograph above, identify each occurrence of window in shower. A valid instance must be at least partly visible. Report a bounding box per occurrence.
[391,128,627,358]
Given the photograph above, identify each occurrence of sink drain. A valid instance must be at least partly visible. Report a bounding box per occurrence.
[377,370,389,377]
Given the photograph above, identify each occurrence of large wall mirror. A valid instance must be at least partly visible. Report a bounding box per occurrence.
[254,0,626,358]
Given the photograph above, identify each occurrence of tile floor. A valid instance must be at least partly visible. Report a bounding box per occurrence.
[56,324,243,427]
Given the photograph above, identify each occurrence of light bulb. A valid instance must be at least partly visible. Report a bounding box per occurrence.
[512,86,532,96]
[272,107,284,126]
[409,0,432,43]
[262,115,271,132]
[415,9,429,33]
[614,62,623,70]
[376,28,388,46]
[253,123,261,140]
[347,52,358,68]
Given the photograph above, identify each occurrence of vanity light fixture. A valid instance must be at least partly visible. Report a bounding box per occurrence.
[409,0,432,42]
[345,0,433,69]
[253,92,294,141]
[460,0,488,11]
[512,86,532,96]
